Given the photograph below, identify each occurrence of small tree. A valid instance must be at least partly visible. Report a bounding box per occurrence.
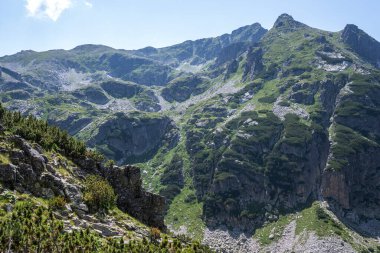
[149,227,161,244]
[48,196,67,211]
[83,175,116,213]
[0,103,5,119]
[86,150,105,163]
[104,159,115,169]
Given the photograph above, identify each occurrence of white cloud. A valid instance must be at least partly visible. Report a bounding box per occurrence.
[84,1,92,8]
[26,0,72,21]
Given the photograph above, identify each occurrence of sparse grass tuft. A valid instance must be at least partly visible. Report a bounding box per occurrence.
[296,203,353,245]
[253,215,292,245]
[0,153,10,165]
[165,186,205,241]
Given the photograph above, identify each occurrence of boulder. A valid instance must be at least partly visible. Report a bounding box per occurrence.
[10,136,45,174]
[0,164,17,185]
[92,223,120,237]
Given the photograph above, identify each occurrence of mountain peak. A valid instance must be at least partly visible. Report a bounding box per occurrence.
[230,22,267,43]
[273,13,306,30]
[277,13,294,21]
[71,44,114,53]
[343,24,359,32]
[341,24,380,67]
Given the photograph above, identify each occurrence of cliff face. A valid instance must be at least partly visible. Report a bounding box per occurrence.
[198,101,330,230]
[161,76,210,103]
[322,73,380,220]
[322,144,380,219]
[87,112,179,164]
[103,165,166,228]
[341,24,380,68]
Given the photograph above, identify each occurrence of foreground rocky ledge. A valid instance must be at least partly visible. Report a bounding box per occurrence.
[0,135,166,230]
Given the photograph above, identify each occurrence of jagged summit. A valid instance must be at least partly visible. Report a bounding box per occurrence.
[275,13,294,21]
[342,23,380,67]
[229,22,266,43]
[343,24,359,32]
[273,13,307,30]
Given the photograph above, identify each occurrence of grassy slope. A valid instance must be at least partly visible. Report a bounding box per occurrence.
[253,202,379,252]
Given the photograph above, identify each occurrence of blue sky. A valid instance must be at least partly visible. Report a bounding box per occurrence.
[0,0,379,57]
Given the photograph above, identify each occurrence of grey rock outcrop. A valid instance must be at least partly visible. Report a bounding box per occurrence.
[88,112,179,164]
[288,82,319,105]
[48,113,92,135]
[243,47,263,81]
[161,75,210,102]
[0,135,167,230]
[322,141,380,220]
[273,13,307,31]
[102,165,166,229]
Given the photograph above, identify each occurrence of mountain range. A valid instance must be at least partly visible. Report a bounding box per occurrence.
[0,13,379,252]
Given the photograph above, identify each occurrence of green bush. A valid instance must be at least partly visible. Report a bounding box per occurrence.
[258,94,277,103]
[83,175,116,213]
[159,184,182,202]
[329,124,376,170]
[104,159,115,168]
[278,101,290,107]
[315,206,329,221]
[184,193,197,203]
[149,227,161,243]
[48,196,67,211]
[282,114,312,147]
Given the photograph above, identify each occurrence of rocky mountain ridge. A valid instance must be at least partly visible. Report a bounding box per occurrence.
[0,13,380,252]
[0,132,166,230]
